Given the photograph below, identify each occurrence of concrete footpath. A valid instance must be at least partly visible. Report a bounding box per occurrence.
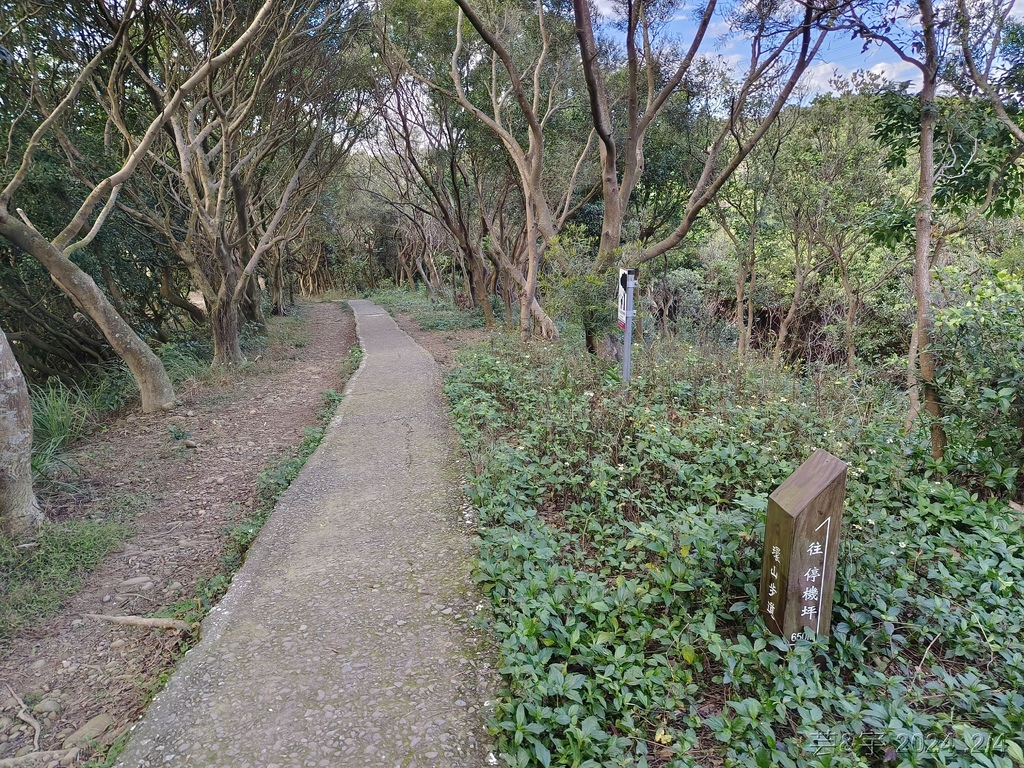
[116,300,493,768]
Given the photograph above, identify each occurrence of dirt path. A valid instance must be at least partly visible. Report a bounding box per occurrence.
[0,301,356,763]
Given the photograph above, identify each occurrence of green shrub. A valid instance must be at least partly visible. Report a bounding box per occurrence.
[933,267,1024,496]
[156,341,212,383]
[82,361,138,414]
[540,227,616,344]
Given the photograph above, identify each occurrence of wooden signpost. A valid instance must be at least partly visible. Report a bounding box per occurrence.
[760,449,847,642]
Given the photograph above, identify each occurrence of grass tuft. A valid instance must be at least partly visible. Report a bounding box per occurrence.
[31,381,90,454]
[0,494,142,653]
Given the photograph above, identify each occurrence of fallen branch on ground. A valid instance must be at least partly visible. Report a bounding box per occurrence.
[5,686,40,752]
[83,614,193,631]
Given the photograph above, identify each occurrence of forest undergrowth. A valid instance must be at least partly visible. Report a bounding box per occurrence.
[0,340,212,649]
[0,310,347,652]
[446,330,1024,767]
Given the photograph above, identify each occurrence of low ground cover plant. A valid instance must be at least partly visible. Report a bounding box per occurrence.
[446,335,1024,767]
[372,286,490,331]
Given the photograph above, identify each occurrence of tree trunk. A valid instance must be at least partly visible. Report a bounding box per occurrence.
[0,207,175,413]
[0,326,44,539]
[774,274,802,365]
[518,286,532,341]
[520,207,539,342]
[270,245,287,316]
[745,259,756,355]
[427,253,442,293]
[469,255,495,327]
[101,262,129,317]
[503,280,514,329]
[774,240,806,364]
[912,18,946,459]
[415,257,436,302]
[210,299,244,365]
[725,218,755,357]
[530,296,559,340]
[594,194,624,274]
[845,297,859,372]
[239,272,266,331]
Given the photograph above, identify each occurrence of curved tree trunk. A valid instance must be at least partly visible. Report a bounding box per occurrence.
[415,257,436,302]
[0,208,175,413]
[160,264,208,325]
[0,326,44,539]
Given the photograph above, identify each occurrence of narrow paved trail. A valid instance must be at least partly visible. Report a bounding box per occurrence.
[115,300,493,768]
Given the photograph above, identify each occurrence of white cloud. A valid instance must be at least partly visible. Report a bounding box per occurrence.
[801,61,850,94]
[707,20,734,44]
[721,52,744,68]
[593,0,622,20]
[792,58,924,96]
[860,60,924,93]
[867,59,919,85]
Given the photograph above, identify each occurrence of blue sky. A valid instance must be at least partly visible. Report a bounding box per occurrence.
[590,0,1021,96]
[638,0,1015,96]
[804,34,922,93]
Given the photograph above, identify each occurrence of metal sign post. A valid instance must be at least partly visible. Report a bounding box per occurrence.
[617,268,636,384]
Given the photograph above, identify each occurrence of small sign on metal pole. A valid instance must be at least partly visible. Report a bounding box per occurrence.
[759,449,847,642]
[617,268,636,383]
